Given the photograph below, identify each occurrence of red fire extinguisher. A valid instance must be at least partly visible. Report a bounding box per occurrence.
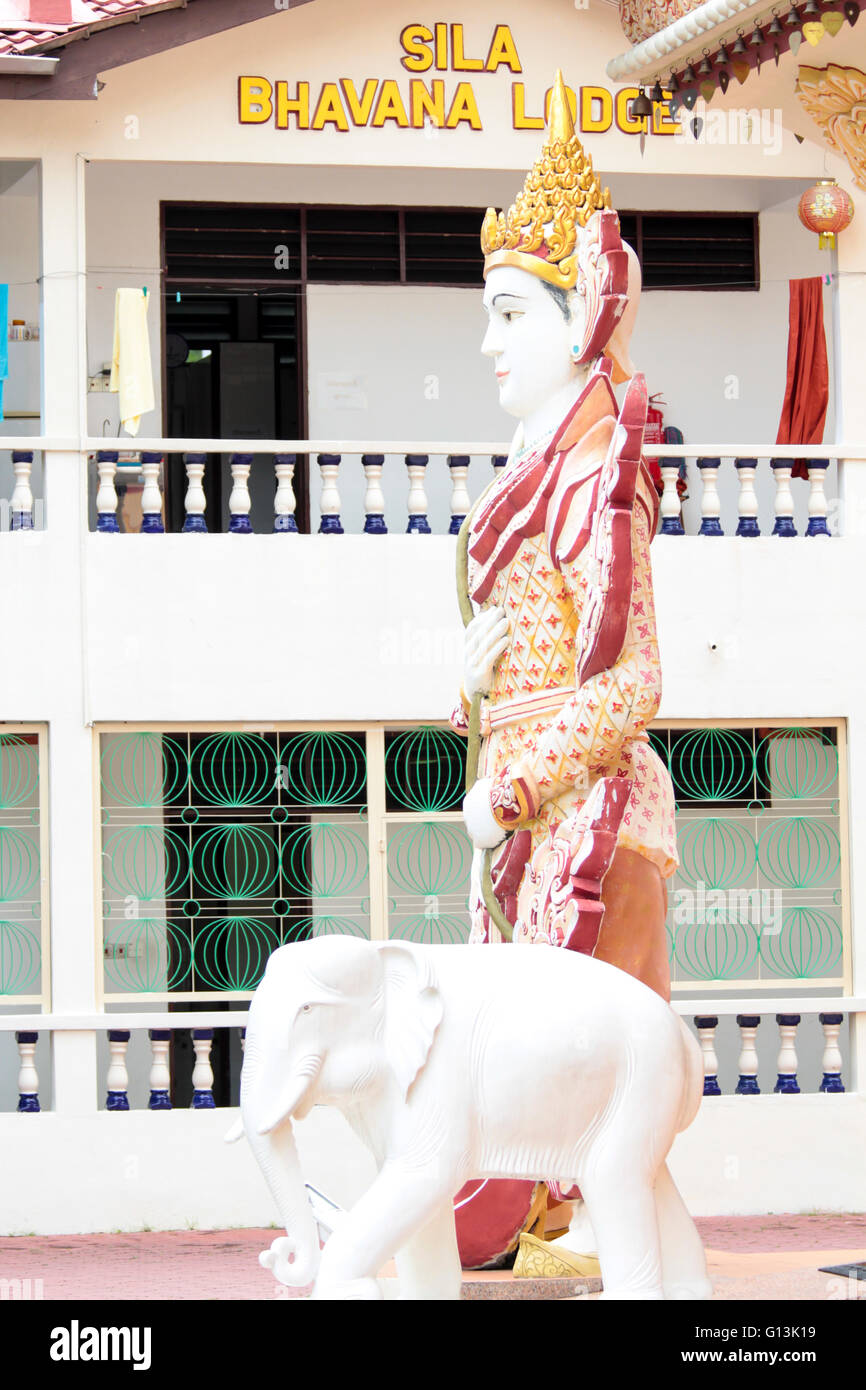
[643,393,666,494]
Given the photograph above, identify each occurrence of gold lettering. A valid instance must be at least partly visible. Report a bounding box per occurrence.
[372,79,410,128]
[275,81,310,129]
[311,82,349,131]
[238,76,272,124]
[451,22,484,71]
[434,21,448,70]
[340,77,378,126]
[580,85,612,133]
[411,78,446,128]
[485,24,521,73]
[446,81,482,129]
[512,83,543,129]
[615,87,644,133]
[400,23,433,73]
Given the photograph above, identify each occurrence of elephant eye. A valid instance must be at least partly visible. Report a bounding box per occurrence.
[300,1003,313,1014]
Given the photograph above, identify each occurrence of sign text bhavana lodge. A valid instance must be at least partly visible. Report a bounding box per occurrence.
[237,22,677,136]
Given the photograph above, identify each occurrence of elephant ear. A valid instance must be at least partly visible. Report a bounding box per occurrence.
[378,944,443,1102]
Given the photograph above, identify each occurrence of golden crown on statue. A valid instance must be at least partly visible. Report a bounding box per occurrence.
[480,70,612,291]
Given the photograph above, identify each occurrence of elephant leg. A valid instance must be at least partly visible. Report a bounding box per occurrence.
[581,1170,664,1300]
[395,1197,462,1301]
[312,1161,458,1301]
[655,1162,713,1301]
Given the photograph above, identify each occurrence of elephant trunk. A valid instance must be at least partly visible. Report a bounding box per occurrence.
[241,1039,321,1287]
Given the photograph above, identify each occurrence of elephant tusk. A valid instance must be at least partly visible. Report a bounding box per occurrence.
[224,1118,245,1145]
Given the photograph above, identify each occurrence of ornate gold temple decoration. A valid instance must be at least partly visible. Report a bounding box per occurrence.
[481,70,612,290]
[796,64,866,191]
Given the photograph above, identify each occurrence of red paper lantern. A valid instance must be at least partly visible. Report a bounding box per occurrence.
[798,178,854,250]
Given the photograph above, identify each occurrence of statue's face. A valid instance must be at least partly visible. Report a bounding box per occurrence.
[481,265,586,422]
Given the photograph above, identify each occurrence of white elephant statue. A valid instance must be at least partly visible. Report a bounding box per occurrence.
[234,935,712,1301]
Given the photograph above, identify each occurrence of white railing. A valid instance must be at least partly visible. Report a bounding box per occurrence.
[0,439,858,537]
[2,997,863,1111]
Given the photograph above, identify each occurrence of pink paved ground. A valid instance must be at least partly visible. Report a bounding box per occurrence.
[0,1215,864,1300]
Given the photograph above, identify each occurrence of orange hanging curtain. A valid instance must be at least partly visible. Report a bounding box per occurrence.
[776,277,828,480]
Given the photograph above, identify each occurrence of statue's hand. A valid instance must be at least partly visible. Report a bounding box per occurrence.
[464,606,509,699]
[463,777,507,850]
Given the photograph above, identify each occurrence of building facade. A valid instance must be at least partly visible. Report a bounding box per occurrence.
[0,0,864,1232]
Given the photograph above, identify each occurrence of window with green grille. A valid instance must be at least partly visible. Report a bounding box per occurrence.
[98,722,845,999]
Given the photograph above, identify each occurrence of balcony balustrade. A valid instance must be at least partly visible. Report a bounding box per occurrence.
[2,999,861,1111]
[0,441,849,537]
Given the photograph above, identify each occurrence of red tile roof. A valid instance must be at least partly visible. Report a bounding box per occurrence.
[0,1,157,57]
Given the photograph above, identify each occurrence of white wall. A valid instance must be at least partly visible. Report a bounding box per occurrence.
[1,1093,863,1235]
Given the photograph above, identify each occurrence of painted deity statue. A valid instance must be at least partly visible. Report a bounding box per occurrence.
[449,72,678,1271]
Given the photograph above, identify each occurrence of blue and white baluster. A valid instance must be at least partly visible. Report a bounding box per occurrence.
[10,450,34,531]
[182,452,208,533]
[774,1013,801,1094]
[140,453,165,534]
[696,458,723,536]
[819,1012,845,1093]
[448,455,471,535]
[405,454,431,534]
[491,454,507,475]
[148,1028,172,1110]
[694,1016,721,1096]
[735,458,760,537]
[735,1014,761,1094]
[191,1028,216,1109]
[659,457,684,535]
[274,453,298,533]
[95,451,119,533]
[229,453,253,534]
[106,1030,131,1110]
[770,459,797,537]
[15,1031,40,1112]
[318,454,344,534]
[805,460,831,537]
[362,453,387,534]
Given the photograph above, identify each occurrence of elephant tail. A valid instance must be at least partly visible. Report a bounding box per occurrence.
[675,1014,704,1134]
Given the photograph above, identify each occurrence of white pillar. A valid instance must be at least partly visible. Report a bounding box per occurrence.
[182,453,207,533]
[317,454,343,534]
[362,453,387,534]
[148,1028,172,1109]
[735,1014,761,1095]
[819,1012,845,1093]
[41,152,99,1113]
[693,1015,721,1095]
[10,451,34,530]
[228,453,253,534]
[140,452,165,533]
[15,1031,40,1112]
[191,1028,216,1108]
[774,1013,801,1094]
[770,459,797,537]
[658,462,683,535]
[447,454,471,536]
[95,450,119,532]
[106,1030,131,1110]
[274,453,298,533]
[696,457,723,536]
[734,457,760,537]
[835,190,866,1094]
